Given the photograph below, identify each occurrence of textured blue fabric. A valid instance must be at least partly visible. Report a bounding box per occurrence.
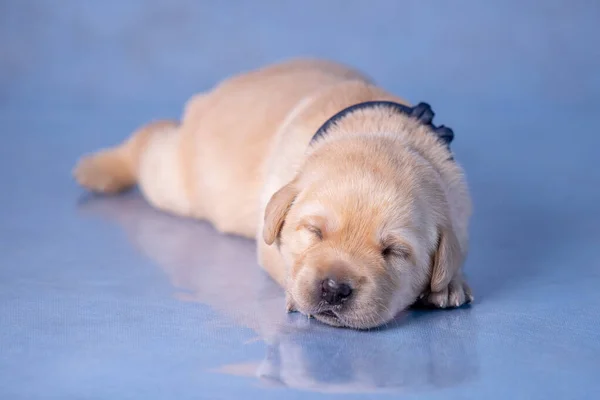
[1,1,599,399]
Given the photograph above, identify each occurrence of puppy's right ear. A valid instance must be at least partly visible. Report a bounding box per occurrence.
[263,181,299,246]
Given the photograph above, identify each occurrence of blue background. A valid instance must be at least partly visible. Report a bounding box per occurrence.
[1,1,599,399]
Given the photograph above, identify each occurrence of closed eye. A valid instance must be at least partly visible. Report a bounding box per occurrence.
[381,244,411,260]
[305,225,323,240]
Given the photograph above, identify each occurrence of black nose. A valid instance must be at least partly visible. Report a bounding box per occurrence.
[321,278,353,305]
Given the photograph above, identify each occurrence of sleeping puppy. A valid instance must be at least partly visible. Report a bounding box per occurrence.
[73,58,473,329]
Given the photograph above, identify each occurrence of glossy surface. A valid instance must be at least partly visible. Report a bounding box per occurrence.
[1,1,599,399]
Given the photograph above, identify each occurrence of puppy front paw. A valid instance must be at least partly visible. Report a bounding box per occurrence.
[419,277,473,309]
[285,295,298,313]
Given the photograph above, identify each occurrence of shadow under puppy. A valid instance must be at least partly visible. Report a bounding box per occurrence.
[73,58,473,329]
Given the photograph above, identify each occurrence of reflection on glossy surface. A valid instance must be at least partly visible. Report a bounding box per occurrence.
[1,1,600,399]
[78,191,478,394]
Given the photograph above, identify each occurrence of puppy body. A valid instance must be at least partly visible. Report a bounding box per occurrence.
[75,59,472,329]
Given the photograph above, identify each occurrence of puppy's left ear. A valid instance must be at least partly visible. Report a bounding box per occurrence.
[430,222,464,292]
[263,181,299,246]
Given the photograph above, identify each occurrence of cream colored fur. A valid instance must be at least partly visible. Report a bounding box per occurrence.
[73,58,473,329]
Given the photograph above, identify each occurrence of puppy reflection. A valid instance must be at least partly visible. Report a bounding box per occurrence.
[245,313,478,394]
[78,193,478,393]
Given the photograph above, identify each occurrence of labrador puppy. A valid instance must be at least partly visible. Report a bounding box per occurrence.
[73,58,473,329]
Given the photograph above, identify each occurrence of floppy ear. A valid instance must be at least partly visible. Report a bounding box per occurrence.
[430,223,464,292]
[263,181,299,246]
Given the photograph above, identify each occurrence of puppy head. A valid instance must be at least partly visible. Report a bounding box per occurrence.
[263,139,463,329]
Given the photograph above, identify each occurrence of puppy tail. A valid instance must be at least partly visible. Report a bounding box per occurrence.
[73,120,179,194]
